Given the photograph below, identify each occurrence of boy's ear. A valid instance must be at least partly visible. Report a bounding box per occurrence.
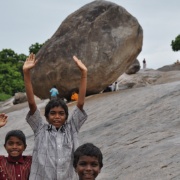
[4,144,8,152]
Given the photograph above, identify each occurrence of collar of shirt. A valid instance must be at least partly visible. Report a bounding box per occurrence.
[47,123,66,133]
[7,155,24,164]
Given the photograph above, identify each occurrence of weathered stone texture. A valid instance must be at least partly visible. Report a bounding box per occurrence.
[1,70,180,179]
[31,0,143,99]
[13,92,27,105]
[125,59,140,74]
[157,63,180,72]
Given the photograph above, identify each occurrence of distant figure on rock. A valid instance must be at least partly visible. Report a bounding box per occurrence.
[50,85,59,100]
[103,86,111,93]
[71,91,78,101]
[109,84,115,91]
[103,83,115,92]
[114,82,119,91]
[174,60,180,65]
[23,53,88,180]
[143,59,146,69]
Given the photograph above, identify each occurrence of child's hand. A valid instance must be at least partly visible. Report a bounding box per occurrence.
[0,113,8,128]
[23,53,37,71]
[73,56,87,73]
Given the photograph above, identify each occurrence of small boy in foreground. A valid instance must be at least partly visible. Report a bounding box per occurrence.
[23,53,88,179]
[73,143,103,180]
[0,113,32,180]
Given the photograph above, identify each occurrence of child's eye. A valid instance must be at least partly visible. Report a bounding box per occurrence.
[17,142,23,146]
[59,112,65,115]
[7,142,13,145]
[91,163,99,167]
[78,162,86,166]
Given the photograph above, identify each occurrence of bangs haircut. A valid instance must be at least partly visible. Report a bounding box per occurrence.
[44,99,69,119]
[73,143,103,168]
[5,130,26,146]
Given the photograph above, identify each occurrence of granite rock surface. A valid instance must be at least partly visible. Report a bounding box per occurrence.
[1,70,180,180]
[31,0,143,100]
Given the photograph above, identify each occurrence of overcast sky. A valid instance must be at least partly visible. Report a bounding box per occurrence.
[1,0,180,69]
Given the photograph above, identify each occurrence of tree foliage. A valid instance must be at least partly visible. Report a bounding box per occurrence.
[0,49,27,96]
[29,42,44,54]
[171,34,180,51]
[0,41,46,100]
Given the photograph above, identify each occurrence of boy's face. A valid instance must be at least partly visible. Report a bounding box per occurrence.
[4,136,26,158]
[75,155,101,180]
[47,106,67,128]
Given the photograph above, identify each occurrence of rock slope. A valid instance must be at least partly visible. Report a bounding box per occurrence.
[0,70,180,180]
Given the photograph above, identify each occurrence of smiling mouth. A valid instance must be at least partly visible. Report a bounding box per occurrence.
[83,173,94,177]
[10,151,20,155]
[52,121,63,127]
[53,120,61,124]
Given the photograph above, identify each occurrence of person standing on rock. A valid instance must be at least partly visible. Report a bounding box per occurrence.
[23,53,88,180]
[50,85,59,100]
[114,82,119,91]
[143,58,146,69]
[71,91,79,101]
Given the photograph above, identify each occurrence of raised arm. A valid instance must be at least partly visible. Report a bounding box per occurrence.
[23,53,38,114]
[73,56,87,110]
[0,113,8,128]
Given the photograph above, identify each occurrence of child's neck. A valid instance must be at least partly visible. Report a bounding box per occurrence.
[9,154,22,161]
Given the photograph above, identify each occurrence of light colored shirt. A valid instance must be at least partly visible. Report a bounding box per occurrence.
[50,88,59,97]
[26,106,87,180]
[115,83,119,91]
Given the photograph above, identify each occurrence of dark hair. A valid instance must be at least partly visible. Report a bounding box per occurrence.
[44,99,69,119]
[5,130,26,146]
[73,143,103,168]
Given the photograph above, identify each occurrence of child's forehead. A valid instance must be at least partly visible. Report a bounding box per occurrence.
[7,136,23,142]
[50,106,65,111]
[79,155,99,161]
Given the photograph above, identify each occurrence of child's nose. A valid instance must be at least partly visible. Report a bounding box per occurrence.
[86,165,92,170]
[12,144,18,148]
[55,113,60,118]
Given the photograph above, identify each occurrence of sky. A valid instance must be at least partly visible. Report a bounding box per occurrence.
[0,0,180,69]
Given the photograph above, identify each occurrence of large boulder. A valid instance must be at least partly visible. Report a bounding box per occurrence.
[117,69,162,90]
[31,0,143,100]
[125,59,140,74]
[13,92,27,105]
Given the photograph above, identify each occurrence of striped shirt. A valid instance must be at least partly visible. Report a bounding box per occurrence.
[0,155,32,180]
[26,106,87,180]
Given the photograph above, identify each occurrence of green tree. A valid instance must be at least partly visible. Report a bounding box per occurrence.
[0,49,27,97]
[171,34,180,51]
[29,42,44,54]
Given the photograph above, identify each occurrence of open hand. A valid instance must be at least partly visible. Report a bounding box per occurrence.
[23,53,37,71]
[0,113,8,128]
